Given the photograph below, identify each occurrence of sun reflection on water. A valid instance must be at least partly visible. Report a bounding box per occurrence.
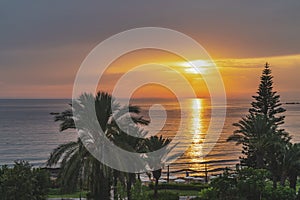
[186,98,207,171]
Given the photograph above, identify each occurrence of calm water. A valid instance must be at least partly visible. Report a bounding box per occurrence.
[0,98,299,176]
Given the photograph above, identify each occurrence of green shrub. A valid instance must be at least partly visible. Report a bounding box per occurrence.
[263,185,296,200]
[236,168,268,200]
[148,182,208,191]
[146,191,179,200]
[131,180,146,200]
[0,161,50,200]
[197,187,217,200]
[297,188,300,200]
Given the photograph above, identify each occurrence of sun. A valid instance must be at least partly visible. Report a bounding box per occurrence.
[175,59,213,74]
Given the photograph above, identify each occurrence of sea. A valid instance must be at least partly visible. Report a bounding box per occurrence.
[0,98,299,177]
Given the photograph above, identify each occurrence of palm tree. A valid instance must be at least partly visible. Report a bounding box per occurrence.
[110,126,148,200]
[228,114,278,168]
[47,91,149,199]
[144,135,171,199]
[47,138,90,193]
[279,143,300,189]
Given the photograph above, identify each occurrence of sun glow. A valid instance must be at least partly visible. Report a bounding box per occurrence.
[175,59,214,74]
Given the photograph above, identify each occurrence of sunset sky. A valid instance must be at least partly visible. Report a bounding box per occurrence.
[1,1,300,101]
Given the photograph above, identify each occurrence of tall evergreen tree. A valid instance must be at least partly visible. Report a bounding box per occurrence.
[249,63,286,126]
[228,63,290,172]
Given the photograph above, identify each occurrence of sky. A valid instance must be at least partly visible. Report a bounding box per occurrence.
[1,1,300,100]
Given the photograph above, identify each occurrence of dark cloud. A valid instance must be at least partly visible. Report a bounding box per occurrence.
[1,1,300,56]
[1,0,300,98]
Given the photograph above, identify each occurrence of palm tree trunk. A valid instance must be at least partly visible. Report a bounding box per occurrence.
[280,172,287,186]
[126,178,132,200]
[256,152,264,168]
[92,162,111,200]
[154,178,159,199]
[152,169,161,199]
[113,170,118,200]
[272,176,277,189]
[289,173,297,190]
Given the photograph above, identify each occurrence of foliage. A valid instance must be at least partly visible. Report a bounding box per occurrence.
[32,168,51,199]
[198,168,299,200]
[146,191,179,200]
[226,63,300,190]
[149,182,208,191]
[296,188,300,200]
[47,188,88,198]
[198,187,217,200]
[281,143,300,189]
[116,181,127,200]
[0,161,50,200]
[249,63,286,125]
[263,185,296,200]
[236,168,269,200]
[209,170,239,200]
[228,114,285,168]
[144,135,171,199]
[228,63,290,168]
[48,91,150,200]
[49,91,177,200]
[131,180,145,200]
[197,63,300,199]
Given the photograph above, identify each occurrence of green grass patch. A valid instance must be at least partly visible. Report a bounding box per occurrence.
[146,184,202,197]
[149,182,208,191]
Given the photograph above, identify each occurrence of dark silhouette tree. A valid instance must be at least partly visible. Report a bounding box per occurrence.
[279,143,300,189]
[228,114,278,168]
[228,63,291,188]
[48,91,149,200]
[249,63,286,126]
[144,135,171,199]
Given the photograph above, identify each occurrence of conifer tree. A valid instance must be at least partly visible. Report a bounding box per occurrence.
[228,63,290,170]
[249,63,286,126]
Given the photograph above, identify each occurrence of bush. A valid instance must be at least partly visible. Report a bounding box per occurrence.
[197,187,217,200]
[0,161,50,200]
[236,168,268,200]
[200,168,273,200]
[263,185,296,200]
[297,188,300,200]
[33,168,50,199]
[210,170,239,200]
[146,191,179,200]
